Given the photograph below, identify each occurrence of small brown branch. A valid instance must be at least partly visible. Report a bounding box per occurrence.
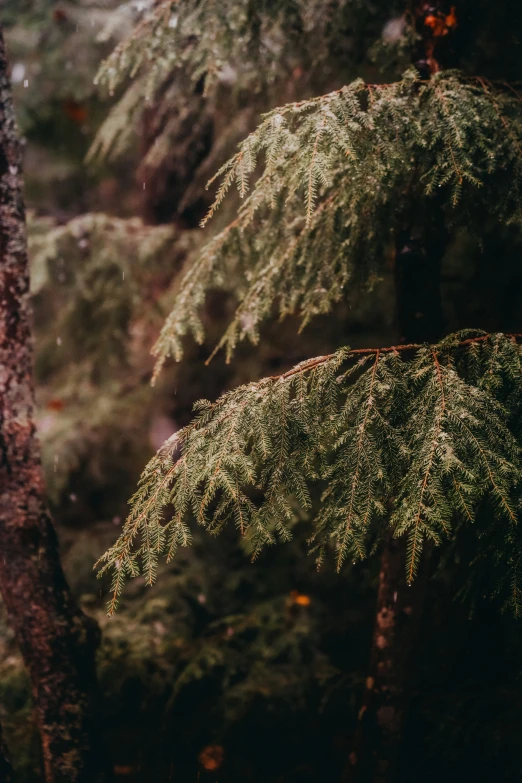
[270,333,522,382]
[270,75,522,118]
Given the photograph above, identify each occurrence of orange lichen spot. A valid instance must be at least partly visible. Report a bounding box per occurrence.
[199,745,224,772]
[446,6,458,29]
[62,99,88,125]
[424,6,457,37]
[290,590,311,606]
[47,398,64,411]
[424,14,439,30]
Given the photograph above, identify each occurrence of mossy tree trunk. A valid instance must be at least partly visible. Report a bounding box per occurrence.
[0,28,110,783]
[347,207,447,782]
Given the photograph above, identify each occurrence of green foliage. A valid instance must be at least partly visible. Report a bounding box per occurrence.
[88,0,404,176]
[94,0,396,98]
[96,7,522,620]
[29,211,180,445]
[0,519,351,782]
[98,332,522,614]
[4,0,124,134]
[28,213,193,503]
[152,72,522,370]
[30,213,177,379]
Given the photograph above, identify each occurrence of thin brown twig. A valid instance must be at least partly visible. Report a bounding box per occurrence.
[270,333,522,382]
[265,75,522,116]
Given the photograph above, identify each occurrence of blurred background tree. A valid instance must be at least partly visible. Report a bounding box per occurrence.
[0,1,521,782]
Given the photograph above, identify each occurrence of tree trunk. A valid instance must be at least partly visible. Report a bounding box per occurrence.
[394,217,446,344]
[0,29,110,783]
[346,537,431,783]
[346,209,446,782]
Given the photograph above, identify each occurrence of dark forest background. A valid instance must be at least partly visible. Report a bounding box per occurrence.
[1,2,522,781]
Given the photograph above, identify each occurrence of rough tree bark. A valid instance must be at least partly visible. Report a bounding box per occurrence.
[0,28,110,783]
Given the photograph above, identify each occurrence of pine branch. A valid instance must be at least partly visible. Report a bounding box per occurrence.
[151,73,522,370]
[99,333,522,615]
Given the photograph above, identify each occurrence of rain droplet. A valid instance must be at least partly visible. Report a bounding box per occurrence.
[11,63,25,84]
[382,17,406,43]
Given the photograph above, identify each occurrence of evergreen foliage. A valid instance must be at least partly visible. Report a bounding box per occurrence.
[30,213,177,378]
[94,0,393,99]
[152,72,522,370]
[97,7,522,618]
[28,213,190,503]
[98,332,522,614]
[10,3,522,778]
[89,0,402,175]
[3,0,123,135]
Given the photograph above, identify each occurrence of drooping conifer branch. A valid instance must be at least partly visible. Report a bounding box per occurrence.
[150,73,522,370]
[95,3,522,623]
[98,332,522,614]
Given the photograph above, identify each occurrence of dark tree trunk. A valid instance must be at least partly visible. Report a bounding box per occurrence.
[347,207,447,783]
[0,29,110,783]
[394,213,446,344]
[347,537,432,783]
[348,5,458,779]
